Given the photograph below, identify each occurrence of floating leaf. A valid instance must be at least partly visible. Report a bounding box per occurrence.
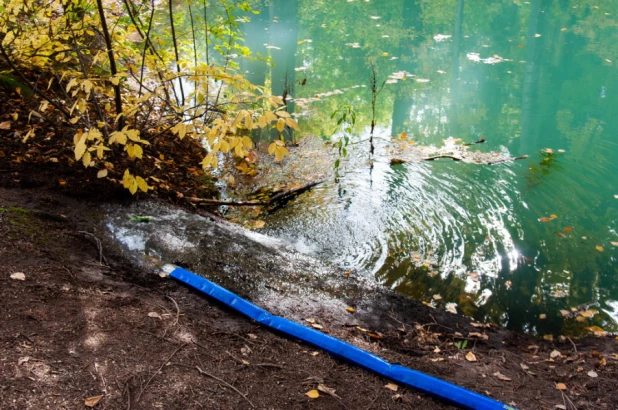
[596,245,604,252]
[539,217,554,222]
[85,395,104,407]
[579,309,598,318]
[493,372,511,381]
[465,352,477,362]
[563,226,573,233]
[611,242,618,247]
[305,390,319,399]
[384,383,398,391]
[539,314,547,319]
[555,383,567,391]
[550,214,558,219]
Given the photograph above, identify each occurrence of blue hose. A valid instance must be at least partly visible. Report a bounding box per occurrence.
[166,265,516,410]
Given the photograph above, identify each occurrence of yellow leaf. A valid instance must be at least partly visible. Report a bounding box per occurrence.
[276,118,285,133]
[285,117,300,131]
[85,395,104,407]
[109,130,127,145]
[268,141,277,155]
[305,390,319,399]
[276,110,291,118]
[346,307,355,313]
[274,145,289,161]
[241,136,254,149]
[82,151,92,167]
[384,383,398,392]
[543,334,553,341]
[465,352,477,362]
[253,220,265,229]
[136,176,149,192]
[122,170,138,195]
[596,245,604,252]
[556,383,567,391]
[550,214,558,219]
[69,116,80,124]
[111,76,120,86]
[97,169,108,178]
[539,314,547,319]
[74,133,87,160]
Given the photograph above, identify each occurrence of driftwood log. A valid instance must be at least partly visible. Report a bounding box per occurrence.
[186,180,323,207]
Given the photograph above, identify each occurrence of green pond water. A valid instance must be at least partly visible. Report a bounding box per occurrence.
[182,0,618,335]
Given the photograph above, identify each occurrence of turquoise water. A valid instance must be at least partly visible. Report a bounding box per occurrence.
[225,0,618,335]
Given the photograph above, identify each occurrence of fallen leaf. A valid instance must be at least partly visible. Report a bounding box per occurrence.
[520,363,529,370]
[445,303,457,314]
[311,324,324,330]
[253,220,265,229]
[468,332,489,340]
[0,121,11,129]
[587,370,598,378]
[465,352,477,362]
[310,351,319,356]
[560,310,570,317]
[432,294,442,301]
[550,350,562,359]
[555,383,567,391]
[599,357,607,366]
[305,389,319,399]
[18,356,30,365]
[97,169,108,178]
[543,334,554,341]
[493,372,511,381]
[318,384,341,399]
[305,318,316,324]
[385,383,398,391]
[563,226,573,233]
[247,333,258,340]
[369,333,382,339]
[10,272,26,281]
[85,395,104,407]
[147,312,162,320]
[596,245,604,252]
[555,405,567,410]
[430,358,444,362]
[346,307,355,313]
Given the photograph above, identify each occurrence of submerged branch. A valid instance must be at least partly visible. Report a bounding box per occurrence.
[186,181,323,207]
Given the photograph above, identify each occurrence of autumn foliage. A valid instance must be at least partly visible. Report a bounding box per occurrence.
[0,0,297,194]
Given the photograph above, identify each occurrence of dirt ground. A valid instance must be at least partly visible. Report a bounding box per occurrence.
[1,131,617,409]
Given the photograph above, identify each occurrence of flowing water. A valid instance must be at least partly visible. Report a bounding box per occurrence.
[184,0,618,335]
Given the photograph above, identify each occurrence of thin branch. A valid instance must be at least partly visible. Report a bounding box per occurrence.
[195,366,255,408]
[95,0,124,129]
